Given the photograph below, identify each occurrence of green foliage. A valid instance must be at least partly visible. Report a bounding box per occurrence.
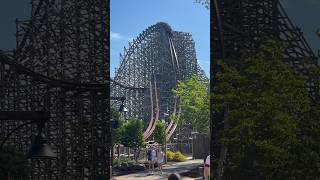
[111,108,124,145]
[111,108,121,126]
[194,0,210,9]
[154,120,166,144]
[170,114,179,124]
[173,151,187,162]
[113,156,134,167]
[166,150,175,161]
[214,40,320,179]
[173,74,209,134]
[166,150,187,162]
[0,146,30,179]
[119,119,145,149]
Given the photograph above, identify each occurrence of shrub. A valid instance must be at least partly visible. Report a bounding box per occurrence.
[166,151,187,162]
[113,156,134,167]
[173,151,187,162]
[166,150,175,161]
[0,146,30,179]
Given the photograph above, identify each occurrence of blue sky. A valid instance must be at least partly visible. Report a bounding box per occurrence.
[281,0,320,55]
[110,0,210,77]
[0,1,318,76]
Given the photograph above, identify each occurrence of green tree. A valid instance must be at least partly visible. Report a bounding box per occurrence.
[0,146,30,179]
[111,108,123,145]
[194,0,210,9]
[154,120,166,144]
[213,40,320,179]
[173,74,210,134]
[119,119,145,163]
[111,108,124,165]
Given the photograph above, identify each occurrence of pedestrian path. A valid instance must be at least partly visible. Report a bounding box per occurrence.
[113,159,203,180]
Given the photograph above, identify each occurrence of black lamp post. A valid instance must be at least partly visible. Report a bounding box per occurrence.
[111,96,128,113]
[0,111,56,159]
[190,131,198,160]
[28,133,56,158]
[189,136,193,159]
[118,103,128,113]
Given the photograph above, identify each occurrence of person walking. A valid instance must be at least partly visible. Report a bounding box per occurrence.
[147,147,152,172]
[157,147,164,174]
[204,155,210,180]
[151,146,157,174]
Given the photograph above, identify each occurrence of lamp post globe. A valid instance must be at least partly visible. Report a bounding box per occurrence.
[28,133,57,159]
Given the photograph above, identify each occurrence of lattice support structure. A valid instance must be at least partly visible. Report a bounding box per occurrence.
[0,0,109,179]
[211,0,319,178]
[111,22,207,139]
[215,0,318,95]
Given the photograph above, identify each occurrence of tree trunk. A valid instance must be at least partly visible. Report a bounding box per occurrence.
[133,148,140,163]
[128,147,130,158]
[117,144,120,166]
[111,144,114,166]
[135,148,141,163]
[217,105,229,180]
[217,145,227,180]
[134,148,137,163]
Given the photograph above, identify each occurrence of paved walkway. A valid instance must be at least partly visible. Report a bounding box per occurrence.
[113,159,203,180]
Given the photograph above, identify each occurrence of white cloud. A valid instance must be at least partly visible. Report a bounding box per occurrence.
[110,31,122,40]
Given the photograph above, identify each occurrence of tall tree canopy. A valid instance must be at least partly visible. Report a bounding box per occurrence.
[154,120,166,144]
[111,108,124,145]
[173,75,209,134]
[0,146,30,179]
[213,40,320,179]
[119,119,145,149]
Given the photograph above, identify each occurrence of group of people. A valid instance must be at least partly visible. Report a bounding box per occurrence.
[146,145,164,174]
[146,146,211,179]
